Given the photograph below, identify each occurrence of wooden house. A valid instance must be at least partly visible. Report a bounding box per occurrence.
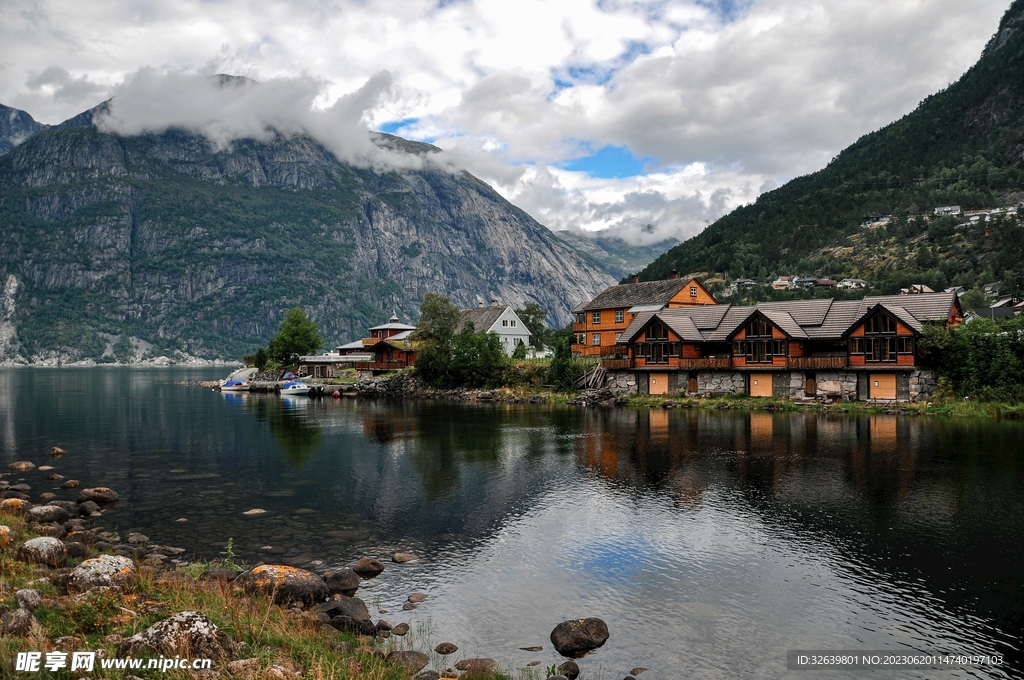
[570,272,716,357]
[609,292,962,401]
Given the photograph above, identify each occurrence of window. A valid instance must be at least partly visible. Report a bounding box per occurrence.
[866,313,896,334]
[646,321,669,340]
[578,334,586,345]
[746,318,772,337]
[592,311,601,324]
[511,319,516,327]
[734,339,786,363]
[576,313,585,324]
[897,337,914,354]
[690,287,698,297]
[502,319,508,327]
[615,310,624,323]
[592,334,601,346]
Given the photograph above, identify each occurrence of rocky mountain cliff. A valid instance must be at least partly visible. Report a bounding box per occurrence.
[0,110,615,363]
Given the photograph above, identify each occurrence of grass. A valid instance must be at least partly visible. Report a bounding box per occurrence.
[0,511,516,679]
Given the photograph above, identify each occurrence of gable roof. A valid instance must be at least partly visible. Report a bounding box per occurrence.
[862,292,957,323]
[457,305,529,335]
[571,278,710,313]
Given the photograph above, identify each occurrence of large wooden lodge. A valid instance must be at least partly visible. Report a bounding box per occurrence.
[573,277,962,401]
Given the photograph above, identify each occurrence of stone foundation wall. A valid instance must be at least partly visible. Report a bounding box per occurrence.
[909,369,938,401]
[815,371,859,399]
[603,370,638,395]
[776,371,807,399]
[697,371,745,395]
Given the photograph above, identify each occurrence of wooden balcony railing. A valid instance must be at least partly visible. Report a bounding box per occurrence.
[600,359,632,370]
[572,323,587,333]
[787,356,848,369]
[351,361,407,370]
[678,357,733,369]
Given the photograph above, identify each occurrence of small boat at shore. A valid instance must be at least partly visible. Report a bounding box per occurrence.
[220,379,250,392]
[280,380,311,396]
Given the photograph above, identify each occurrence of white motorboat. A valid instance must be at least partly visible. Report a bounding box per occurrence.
[220,378,250,392]
[280,380,311,396]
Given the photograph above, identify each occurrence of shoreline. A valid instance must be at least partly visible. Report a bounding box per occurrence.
[1,456,599,680]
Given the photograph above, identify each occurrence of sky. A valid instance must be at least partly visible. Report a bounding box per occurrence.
[0,0,1010,245]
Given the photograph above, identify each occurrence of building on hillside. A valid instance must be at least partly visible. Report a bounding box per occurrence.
[934,206,961,216]
[981,282,1002,298]
[944,286,966,297]
[457,304,531,356]
[772,275,796,290]
[899,284,934,295]
[299,313,418,377]
[814,279,838,288]
[838,278,867,290]
[598,292,962,402]
[570,272,716,357]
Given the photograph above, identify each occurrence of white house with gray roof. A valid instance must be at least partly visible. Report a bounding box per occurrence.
[457,304,531,355]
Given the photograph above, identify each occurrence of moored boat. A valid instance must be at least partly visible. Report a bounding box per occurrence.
[280,380,311,396]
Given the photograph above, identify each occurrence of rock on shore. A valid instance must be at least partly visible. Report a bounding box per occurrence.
[550,617,609,657]
[237,565,328,607]
[118,611,238,660]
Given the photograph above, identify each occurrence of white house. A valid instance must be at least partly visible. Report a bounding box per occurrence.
[457,304,532,356]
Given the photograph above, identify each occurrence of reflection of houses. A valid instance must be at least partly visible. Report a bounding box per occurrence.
[588,289,962,402]
[571,272,716,357]
[299,314,419,377]
[457,304,531,356]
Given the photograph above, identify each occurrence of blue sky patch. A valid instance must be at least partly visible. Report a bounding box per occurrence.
[378,117,419,135]
[559,145,654,179]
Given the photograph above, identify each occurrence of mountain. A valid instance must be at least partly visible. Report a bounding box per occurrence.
[0,104,46,155]
[553,230,678,281]
[639,0,1024,296]
[0,103,615,364]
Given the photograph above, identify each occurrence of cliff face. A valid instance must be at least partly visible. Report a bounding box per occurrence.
[0,119,614,362]
[0,105,45,156]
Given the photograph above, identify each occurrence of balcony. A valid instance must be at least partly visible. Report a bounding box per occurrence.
[787,356,848,369]
[678,357,733,370]
[600,358,632,370]
[350,361,407,371]
[572,323,587,333]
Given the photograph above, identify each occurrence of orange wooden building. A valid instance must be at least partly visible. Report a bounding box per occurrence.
[570,272,716,357]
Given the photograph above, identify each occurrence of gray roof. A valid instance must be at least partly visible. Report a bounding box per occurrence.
[612,292,957,345]
[458,306,513,334]
[571,279,699,313]
[368,314,417,332]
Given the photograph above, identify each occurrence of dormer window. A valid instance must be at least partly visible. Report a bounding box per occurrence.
[690,287,697,297]
[865,314,897,334]
[850,312,912,361]
[734,317,784,362]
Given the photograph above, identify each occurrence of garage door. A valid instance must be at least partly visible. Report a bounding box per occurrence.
[869,373,897,400]
[750,373,773,397]
[649,373,669,395]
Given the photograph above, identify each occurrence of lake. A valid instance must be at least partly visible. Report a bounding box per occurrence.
[1,367,1022,679]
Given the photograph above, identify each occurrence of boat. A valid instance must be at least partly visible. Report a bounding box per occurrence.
[280,380,311,396]
[220,378,250,392]
[219,367,256,391]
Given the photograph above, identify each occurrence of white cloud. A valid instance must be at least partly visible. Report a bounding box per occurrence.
[0,0,1011,244]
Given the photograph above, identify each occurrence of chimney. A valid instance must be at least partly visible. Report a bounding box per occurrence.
[631,274,639,284]
[669,269,679,280]
[491,298,499,306]
[477,301,484,308]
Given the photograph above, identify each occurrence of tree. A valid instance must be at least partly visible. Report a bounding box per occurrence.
[254,347,269,369]
[113,334,132,364]
[546,331,579,391]
[268,307,322,364]
[960,288,987,310]
[412,293,461,386]
[511,341,528,360]
[514,303,548,349]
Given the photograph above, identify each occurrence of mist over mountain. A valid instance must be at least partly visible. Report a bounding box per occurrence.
[0,89,615,364]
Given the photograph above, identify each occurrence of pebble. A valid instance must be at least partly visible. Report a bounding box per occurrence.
[46,474,64,481]
[60,480,81,489]
[391,623,410,636]
[8,461,35,472]
[393,552,419,563]
[407,592,428,603]
[37,466,54,471]
[175,517,188,522]
[402,603,417,611]
[243,508,267,516]
[631,668,648,675]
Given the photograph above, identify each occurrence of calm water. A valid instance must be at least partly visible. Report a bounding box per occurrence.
[1,367,1022,679]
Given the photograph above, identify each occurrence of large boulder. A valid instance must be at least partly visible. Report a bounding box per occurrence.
[16,589,43,611]
[314,596,375,635]
[2,608,39,636]
[18,537,67,567]
[324,568,360,596]
[0,498,30,514]
[351,557,384,577]
[68,555,137,593]
[7,461,35,472]
[78,487,119,504]
[27,505,70,524]
[550,617,609,658]
[119,611,238,660]
[237,565,328,607]
[386,650,429,673]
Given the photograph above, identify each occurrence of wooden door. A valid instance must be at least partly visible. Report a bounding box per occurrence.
[649,373,669,395]
[750,373,773,397]
[805,377,817,397]
[687,376,698,394]
[870,373,897,400]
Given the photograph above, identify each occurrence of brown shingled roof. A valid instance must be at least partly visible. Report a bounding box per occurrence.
[457,306,507,333]
[571,279,694,314]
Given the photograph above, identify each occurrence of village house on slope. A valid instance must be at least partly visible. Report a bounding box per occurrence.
[571,271,717,357]
[457,303,531,356]
[572,281,962,402]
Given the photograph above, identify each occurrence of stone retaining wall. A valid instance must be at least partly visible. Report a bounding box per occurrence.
[697,371,746,395]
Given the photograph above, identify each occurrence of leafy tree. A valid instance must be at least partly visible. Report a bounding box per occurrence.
[546,332,581,391]
[959,288,987,310]
[254,347,269,369]
[511,341,528,360]
[268,307,322,364]
[413,293,460,345]
[514,303,548,349]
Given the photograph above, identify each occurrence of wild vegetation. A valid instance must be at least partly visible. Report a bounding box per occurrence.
[921,315,1024,401]
[641,0,1024,298]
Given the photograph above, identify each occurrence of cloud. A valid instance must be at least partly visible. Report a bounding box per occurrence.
[95,68,423,170]
[0,0,1011,244]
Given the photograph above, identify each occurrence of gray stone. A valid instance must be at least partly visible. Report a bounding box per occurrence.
[558,660,581,679]
[237,565,328,607]
[60,479,80,489]
[18,536,67,567]
[391,622,410,636]
[7,461,35,472]
[550,617,610,658]
[119,611,238,660]
[78,487,119,503]
[351,557,384,577]
[324,567,360,595]
[27,505,70,524]
[392,551,419,563]
[16,589,43,611]
[386,650,429,672]
[68,554,137,592]
[3,608,37,636]
[435,642,458,654]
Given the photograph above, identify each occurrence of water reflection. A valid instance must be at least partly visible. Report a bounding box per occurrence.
[1,369,1023,678]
